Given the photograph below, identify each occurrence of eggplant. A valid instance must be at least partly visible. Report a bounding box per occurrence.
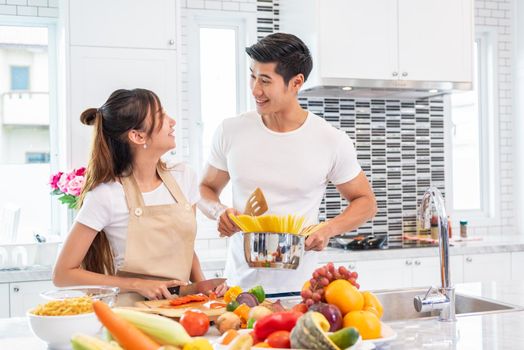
[235,292,259,307]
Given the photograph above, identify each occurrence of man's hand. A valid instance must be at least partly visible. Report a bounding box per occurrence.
[218,208,241,237]
[305,228,331,251]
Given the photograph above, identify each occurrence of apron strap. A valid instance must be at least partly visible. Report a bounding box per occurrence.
[156,163,190,206]
[120,174,146,210]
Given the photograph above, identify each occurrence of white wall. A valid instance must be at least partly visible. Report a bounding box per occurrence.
[474,0,515,232]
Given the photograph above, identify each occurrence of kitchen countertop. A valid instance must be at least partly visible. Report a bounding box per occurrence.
[1,281,523,349]
[1,233,523,284]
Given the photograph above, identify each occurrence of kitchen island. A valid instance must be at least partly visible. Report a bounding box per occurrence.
[1,281,523,349]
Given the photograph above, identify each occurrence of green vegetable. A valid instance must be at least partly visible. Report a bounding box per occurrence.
[329,327,360,349]
[227,300,240,312]
[247,318,256,329]
[71,334,122,350]
[249,285,266,303]
[112,308,191,347]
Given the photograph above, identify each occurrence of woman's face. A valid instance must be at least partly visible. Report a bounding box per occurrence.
[147,107,177,153]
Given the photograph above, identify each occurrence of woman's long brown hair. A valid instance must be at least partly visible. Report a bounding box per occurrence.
[78,89,164,275]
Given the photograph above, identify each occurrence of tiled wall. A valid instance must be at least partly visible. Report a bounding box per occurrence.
[0,0,58,17]
[301,97,445,248]
[475,0,514,231]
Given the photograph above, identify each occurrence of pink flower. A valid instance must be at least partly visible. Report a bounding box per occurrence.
[57,171,75,193]
[66,176,85,196]
[75,167,86,177]
[49,171,63,190]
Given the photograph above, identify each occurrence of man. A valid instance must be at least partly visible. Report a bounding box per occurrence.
[199,33,376,293]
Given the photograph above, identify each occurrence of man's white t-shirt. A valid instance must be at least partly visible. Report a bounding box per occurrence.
[75,161,200,270]
[208,111,361,293]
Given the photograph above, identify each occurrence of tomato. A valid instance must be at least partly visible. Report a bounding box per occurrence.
[266,330,291,348]
[179,309,210,336]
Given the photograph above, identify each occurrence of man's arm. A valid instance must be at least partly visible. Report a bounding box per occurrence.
[305,171,377,251]
[198,164,240,236]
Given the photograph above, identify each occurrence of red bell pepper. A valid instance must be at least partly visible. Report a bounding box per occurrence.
[253,311,302,341]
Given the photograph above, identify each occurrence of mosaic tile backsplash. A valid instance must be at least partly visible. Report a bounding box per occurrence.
[298,96,446,248]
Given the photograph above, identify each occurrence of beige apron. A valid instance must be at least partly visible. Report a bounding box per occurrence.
[116,164,196,306]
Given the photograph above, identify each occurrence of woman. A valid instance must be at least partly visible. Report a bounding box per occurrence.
[53,88,226,303]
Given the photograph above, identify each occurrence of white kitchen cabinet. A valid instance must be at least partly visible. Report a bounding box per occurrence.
[463,253,512,283]
[355,259,412,291]
[0,283,9,318]
[411,256,463,288]
[511,252,524,281]
[202,269,224,279]
[281,0,473,89]
[69,46,178,167]
[68,0,177,50]
[9,280,55,317]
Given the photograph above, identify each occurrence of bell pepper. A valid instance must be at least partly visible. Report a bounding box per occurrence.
[253,311,302,341]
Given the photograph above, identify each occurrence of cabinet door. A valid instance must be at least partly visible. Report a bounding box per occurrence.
[69,46,178,167]
[318,0,398,81]
[355,259,411,291]
[69,0,177,49]
[512,252,524,281]
[0,283,9,318]
[463,253,511,283]
[398,0,473,82]
[411,255,463,288]
[10,280,55,317]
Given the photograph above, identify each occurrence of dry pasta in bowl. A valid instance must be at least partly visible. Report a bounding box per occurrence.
[31,296,93,316]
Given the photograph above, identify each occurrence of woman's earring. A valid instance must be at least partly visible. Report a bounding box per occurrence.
[143,143,147,149]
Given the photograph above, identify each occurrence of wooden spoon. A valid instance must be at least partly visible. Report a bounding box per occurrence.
[244,187,269,216]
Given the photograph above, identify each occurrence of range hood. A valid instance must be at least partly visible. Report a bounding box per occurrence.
[299,80,471,100]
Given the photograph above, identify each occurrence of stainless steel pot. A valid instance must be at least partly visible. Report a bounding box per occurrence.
[243,232,305,269]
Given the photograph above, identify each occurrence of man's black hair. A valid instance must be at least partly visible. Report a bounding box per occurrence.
[245,32,313,85]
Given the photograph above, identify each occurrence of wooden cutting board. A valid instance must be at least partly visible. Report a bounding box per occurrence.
[132,298,227,320]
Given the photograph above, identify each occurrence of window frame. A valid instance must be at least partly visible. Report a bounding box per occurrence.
[446,27,501,227]
[0,15,62,237]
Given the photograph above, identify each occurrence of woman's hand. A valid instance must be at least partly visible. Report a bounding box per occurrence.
[212,282,228,297]
[131,279,187,300]
[217,208,241,237]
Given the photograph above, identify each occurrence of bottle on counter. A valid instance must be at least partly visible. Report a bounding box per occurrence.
[460,220,468,238]
[448,216,453,238]
[430,215,439,240]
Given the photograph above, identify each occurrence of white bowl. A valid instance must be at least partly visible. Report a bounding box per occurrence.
[27,311,102,349]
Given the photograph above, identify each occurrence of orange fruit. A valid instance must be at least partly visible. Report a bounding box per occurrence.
[364,305,380,318]
[362,291,384,318]
[343,310,382,340]
[324,279,364,314]
[302,280,311,292]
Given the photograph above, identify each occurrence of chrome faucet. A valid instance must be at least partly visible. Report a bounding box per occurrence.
[413,186,456,322]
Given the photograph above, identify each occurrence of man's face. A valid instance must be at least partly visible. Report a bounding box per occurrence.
[249,61,296,115]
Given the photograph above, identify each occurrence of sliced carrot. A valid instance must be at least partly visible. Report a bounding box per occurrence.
[92,301,159,350]
[221,329,239,345]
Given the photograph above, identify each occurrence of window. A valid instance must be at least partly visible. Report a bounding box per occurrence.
[0,23,58,243]
[449,29,499,225]
[10,66,30,90]
[186,11,255,238]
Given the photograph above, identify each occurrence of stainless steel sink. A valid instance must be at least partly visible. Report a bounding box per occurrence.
[375,288,521,322]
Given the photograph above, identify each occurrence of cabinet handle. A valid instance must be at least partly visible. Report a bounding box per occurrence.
[402,72,408,77]
[392,71,398,77]
[348,263,356,270]
[168,39,175,45]
[214,272,221,278]
[466,257,472,262]
[405,260,412,266]
[414,260,421,266]
[13,287,19,293]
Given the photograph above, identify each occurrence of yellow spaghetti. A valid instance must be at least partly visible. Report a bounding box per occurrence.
[32,296,93,316]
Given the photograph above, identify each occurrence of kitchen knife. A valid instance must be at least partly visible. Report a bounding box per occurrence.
[167,278,226,296]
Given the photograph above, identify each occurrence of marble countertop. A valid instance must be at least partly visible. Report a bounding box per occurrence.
[2,233,523,284]
[1,281,524,349]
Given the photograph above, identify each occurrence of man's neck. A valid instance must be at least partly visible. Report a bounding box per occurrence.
[262,102,308,133]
